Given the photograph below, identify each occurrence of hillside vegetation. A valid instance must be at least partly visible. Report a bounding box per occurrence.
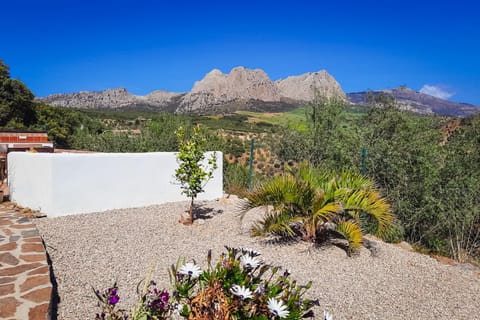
[1,60,479,263]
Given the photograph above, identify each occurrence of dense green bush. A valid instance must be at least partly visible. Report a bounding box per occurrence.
[273,97,362,171]
[71,113,191,152]
[223,162,250,196]
[362,106,479,261]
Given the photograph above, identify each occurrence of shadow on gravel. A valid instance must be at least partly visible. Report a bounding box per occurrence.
[44,242,60,320]
[192,204,224,220]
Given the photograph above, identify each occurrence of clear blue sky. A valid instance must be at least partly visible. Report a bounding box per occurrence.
[2,0,480,105]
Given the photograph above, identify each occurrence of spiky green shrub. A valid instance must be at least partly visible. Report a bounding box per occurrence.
[241,162,394,252]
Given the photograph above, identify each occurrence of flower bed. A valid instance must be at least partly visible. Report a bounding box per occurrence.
[94,247,332,320]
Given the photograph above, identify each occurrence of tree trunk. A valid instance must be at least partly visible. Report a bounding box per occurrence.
[189,197,194,223]
[180,198,195,225]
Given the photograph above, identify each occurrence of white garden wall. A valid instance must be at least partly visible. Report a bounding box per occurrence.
[8,151,223,217]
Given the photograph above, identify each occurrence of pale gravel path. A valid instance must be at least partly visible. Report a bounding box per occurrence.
[35,198,480,320]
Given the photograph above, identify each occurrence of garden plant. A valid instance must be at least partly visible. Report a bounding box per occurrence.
[241,162,394,252]
[94,247,330,320]
[175,125,217,225]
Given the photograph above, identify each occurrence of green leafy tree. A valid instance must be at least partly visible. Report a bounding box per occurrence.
[0,60,37,127]
[34,103,104,148]
[175,125,218,225]
[362,105,443,246]
[435,115,480,261]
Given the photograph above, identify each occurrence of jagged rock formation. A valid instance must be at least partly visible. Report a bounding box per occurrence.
[38,67,345,114]
[191,67,280,101]
[177,67,284,113]
[276,70,346,101]
[348,87,480,117]
[41,88,183,111]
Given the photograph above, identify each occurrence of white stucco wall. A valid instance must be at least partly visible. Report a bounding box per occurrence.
[8,151,223,217]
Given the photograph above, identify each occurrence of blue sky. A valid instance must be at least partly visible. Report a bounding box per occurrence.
[2,0,480,105]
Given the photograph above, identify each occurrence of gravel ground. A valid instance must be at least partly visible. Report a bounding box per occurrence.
[35,198,480,320]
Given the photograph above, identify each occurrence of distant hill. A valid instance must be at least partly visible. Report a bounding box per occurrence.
[38,67,345,114]
[347,87,480,117]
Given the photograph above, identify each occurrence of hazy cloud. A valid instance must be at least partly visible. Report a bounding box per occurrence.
[420,85,454,100]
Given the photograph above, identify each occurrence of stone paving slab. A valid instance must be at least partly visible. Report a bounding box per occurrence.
[0,203,52,320]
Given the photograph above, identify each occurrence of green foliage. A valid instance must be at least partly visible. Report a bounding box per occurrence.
[274,96,362,171]
[175,125,218,224]
[433,115,480,261]
[361,105,480,261]
[71,113,191,152]
[241,162,394,252]
[223,162,250,196]
[34,103,103,148]
[379,220,405,244]
[362,105,443,242]
[0,60,37,128]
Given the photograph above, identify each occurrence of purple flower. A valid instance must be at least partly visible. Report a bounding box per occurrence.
[160,291,169,303]
[146,288,170,312]
[108,294,120,305]
[108,288,117,296]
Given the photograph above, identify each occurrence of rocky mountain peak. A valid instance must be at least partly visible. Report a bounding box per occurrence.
[179,67,284,113]
[190,66,279,101]
[275,70,345,101]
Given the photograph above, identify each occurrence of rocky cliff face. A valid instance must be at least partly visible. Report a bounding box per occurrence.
[178,67,282,113]
[276,70,346,101]
[176,67,344,113]
[41,88,182,111]
[38,67,344,114]
[190,67,280,100]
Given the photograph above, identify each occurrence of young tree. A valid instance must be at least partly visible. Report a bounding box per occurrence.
[175,125,217,225]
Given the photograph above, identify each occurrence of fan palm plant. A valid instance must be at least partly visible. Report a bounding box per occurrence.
[241,162,393,251]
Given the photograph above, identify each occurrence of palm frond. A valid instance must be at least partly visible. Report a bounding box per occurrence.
[335,188,393,234]
[251,210,300,237]
[334,220,363,250]
[313,201,342,222]
[336,170,375,190]
[240,175,297,210]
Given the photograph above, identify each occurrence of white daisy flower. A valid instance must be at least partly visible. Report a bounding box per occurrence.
[268,297,290,318]
[230,284,253,300]
[240,254,261,269]
[324,310,333,320]
[241,247,261,256]
[178,262,202,278]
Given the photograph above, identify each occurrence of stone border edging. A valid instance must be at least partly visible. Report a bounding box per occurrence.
[0,203,52,320]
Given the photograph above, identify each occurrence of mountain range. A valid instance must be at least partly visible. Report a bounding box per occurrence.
[348,88,479,117]
[39,67,479,117]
